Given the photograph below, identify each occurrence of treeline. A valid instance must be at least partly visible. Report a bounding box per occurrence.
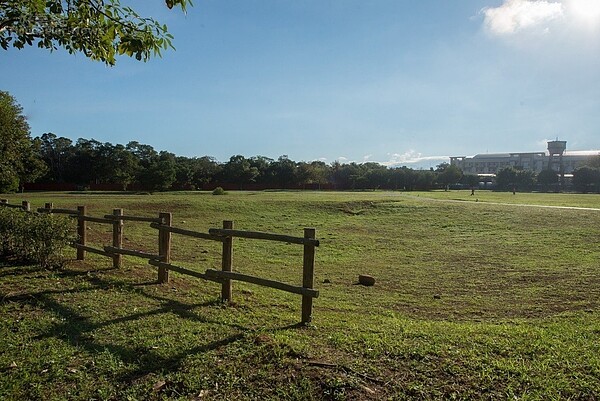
[494,165,600,193]
[4,91,599,194]
[21,133,600,193]
[30,133,470,191]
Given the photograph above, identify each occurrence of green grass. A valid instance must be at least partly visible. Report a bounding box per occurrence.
[1,190,600,400]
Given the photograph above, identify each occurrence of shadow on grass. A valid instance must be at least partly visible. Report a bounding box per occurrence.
[1,264,305,387]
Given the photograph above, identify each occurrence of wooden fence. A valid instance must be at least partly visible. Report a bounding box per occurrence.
[0,199,320,324]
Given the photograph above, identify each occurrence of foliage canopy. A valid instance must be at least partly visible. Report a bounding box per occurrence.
[0,0,190,65]
[0,90,46,192]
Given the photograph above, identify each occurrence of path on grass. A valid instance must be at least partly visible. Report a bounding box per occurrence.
[400,194,600,212]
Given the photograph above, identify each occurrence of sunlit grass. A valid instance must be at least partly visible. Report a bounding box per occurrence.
[1,190,600,399]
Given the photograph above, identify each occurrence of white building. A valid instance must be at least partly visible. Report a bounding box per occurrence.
[450,141,599,175]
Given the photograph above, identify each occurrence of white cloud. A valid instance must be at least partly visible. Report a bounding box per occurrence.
[380,150,449,167]
[482,0,564,35]
[565,0,600,30]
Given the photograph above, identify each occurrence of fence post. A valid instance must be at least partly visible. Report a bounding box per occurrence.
[301,228,316,325]
[158,212,172,283]
[44,202,53,213]
[221,220,234,302]
[77,205,87,260]
[112,209,123,268]
[21,201,30,212]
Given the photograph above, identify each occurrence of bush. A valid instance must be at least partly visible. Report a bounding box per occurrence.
[0,207,21,255]
[0,208,75,268]
[212,187,226,195]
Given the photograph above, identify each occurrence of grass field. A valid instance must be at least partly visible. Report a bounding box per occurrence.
[1,190,599,400]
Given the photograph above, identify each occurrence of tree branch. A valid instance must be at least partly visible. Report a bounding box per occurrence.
[0,18,17,32]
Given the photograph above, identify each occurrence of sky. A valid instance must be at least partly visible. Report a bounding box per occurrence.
[2,0,600,168]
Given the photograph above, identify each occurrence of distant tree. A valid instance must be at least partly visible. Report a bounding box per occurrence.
[248,156,274,184]
[0,91,46,192]
[462,174,479,189]
[330,161,361,190]
[403,168,419,191]
[37,133,74,182]
[415,170,435,190]
[0,0,190,65]
[356,163,389,189]
[66,138,103,184]
[220,155,259,189]
[496,167,536,192]
[495,167,517,191]
[515,170,536,191]
[191,156,221,188]
[537,169,559,192]
[138,151,176,191]
[109,143,138,190]
[572,166,600,193]
[307,161,331,188]
[435,163,462,191]
[173,156,196,189]
[267,155,298,188]
[585,155,600,168]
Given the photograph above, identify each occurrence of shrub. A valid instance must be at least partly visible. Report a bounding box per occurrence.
[0,207,21,255]
[0,208,75,268]
[212,187,226,195]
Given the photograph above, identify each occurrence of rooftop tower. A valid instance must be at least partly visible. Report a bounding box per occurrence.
[547,140,567,188]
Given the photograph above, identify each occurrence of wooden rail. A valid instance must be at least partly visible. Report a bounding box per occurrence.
[37,207,79,215]
[150,223,225,242]
[209,228,320,246]
[205,269,319,298]
[104,246,161,260]
[71,243,113,257]
[2,199,320,325]
[0,200,30,211]
[104,214,163,224]
[149,260,223,283]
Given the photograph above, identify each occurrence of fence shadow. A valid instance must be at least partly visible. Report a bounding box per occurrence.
[1,265,304,387]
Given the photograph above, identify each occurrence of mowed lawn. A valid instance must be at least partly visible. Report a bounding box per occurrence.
[1,190,599,400]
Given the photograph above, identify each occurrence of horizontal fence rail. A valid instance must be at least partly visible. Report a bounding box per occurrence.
[104,246,161,261]
[208,228,320,246]
[72,243,113,258]
[149,260,224,283]
[104,214,164,224]
[37,208,79,215]
[205,269,319,298]
[149,223,225,242]
[1,199,320,325]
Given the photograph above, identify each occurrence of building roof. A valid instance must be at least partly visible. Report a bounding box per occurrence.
[471,153,511,159]
[461,150,600,160]
[563,150,600,157]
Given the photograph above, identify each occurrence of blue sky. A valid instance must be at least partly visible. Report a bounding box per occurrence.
[2,0,600,168]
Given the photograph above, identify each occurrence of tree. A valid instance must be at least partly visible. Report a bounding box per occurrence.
[537,169,558,192]
[191,156,221,188]
[138,151,176,191]
[572,166,600,193]
[586,155,600,168]
[462,174,479,189]
[219,155,259,189]
[37,132,74,182]
[1,0,190,65]
[435,163,462,191]
[495,167,517,191]
[267,155,297,188]
[0,91,46,192]
[296,161,330,189]
[495,167,536,192]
